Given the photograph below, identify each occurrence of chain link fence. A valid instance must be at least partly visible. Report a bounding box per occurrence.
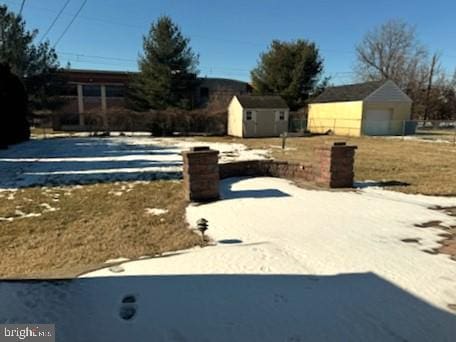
[289,118,456,144]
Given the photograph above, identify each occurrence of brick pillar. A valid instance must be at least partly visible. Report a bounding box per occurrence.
[182,146,220,202]
[315,142,357,188]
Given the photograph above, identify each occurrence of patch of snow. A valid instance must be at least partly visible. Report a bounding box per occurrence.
[144,208,168,216]
[0,137,269,189]
[84,177,456,339]
[40,203,58,212]
[383,135,454,144]
[0,217,14,222]
[0,188,17,192]
[105,257,130,264]
[269,144,297,151]
[9,209,42,220]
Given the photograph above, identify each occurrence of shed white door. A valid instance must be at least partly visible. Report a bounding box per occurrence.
[363,109,392,135]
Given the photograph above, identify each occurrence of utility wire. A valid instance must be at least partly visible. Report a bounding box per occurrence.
[40,0,71,43]
[59,51,359,81]
[4,0,357,55]
[57,51,254,72]
[53,0,87,48]
[18,0,25,15]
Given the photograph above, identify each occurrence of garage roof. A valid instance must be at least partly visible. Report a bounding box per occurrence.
[236,95,288,109]
[311,80,388,103]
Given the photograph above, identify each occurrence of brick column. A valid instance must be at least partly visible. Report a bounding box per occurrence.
[315,142,357,188]
[182,146,220,202]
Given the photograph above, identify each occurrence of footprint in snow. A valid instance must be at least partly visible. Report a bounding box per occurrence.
[274,293,288,304]
[119,295,137,321]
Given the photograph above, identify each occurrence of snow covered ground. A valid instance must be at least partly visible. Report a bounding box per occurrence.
[0,137,269,189]
[1,178,455,341]
[75,177,456,341]
[2,137,456,340]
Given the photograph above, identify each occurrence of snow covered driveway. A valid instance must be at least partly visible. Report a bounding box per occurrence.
[81,177,456,341]
[0,137,269,188]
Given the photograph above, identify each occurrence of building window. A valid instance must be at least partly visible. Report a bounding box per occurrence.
[246,110,253,121]
[106,85,125,97]
[83,84,101,97]
[279,111,285,120]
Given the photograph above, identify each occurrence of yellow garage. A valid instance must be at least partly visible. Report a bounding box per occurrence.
[308,80,412,136]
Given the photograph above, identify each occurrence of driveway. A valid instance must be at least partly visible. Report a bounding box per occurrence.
[83,177,456,341]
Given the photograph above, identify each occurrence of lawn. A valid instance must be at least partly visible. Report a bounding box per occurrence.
[0,135,268,278]
[201,135,456,196]
[1,133,455,278]
[0,181,200,278]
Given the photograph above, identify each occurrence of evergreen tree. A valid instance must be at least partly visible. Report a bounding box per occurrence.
[0,5,64,111]
[126,16,199,111]
[251,40,326,110]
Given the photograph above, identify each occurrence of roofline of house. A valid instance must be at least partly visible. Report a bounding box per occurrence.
[59,68,134,75]
[325,79,388,89]
[60,69,248,84]
[309,79,406,104]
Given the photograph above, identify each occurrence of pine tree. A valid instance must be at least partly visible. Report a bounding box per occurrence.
[0,5,64,111]
[251,40,326,110]
[126,16,199,111]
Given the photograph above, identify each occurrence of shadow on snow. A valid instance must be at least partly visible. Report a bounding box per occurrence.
[0,273,455,341]
[0,138,183,188]
[220,178,291,200]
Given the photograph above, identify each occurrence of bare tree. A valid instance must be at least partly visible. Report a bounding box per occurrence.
[423,53,440,120]
[355,19,429,90]
[353,19,456,118]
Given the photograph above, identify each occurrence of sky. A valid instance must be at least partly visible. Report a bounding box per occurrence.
[2,0,456,84]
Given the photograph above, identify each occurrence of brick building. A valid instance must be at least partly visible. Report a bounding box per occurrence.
[58,69,251,128]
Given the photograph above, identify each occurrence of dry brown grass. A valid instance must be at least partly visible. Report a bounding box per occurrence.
[0,181,200,278]
[201,135,456,196]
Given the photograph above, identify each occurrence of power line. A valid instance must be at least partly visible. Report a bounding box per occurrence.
[40,0,71,43]
[18,0,25,15]
[59,51,359,81]
[3,0,356,56]
[58,51,137,62]
[57,51,254,73]
[53,0,87,48]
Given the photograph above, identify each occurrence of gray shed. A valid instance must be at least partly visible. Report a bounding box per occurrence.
[227,95,289,137]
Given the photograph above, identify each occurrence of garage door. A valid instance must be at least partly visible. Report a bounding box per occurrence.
[363,109,392,135]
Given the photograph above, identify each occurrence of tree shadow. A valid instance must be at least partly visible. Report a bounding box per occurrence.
[0,138,184,188]
[0,273,455,341]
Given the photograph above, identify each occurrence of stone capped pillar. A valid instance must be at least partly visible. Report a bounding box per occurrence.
[315,142,357,188]
[182,146,220,202]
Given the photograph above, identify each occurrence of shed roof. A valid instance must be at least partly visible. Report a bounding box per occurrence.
[311,80,388,103]
[236,95,288,109]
